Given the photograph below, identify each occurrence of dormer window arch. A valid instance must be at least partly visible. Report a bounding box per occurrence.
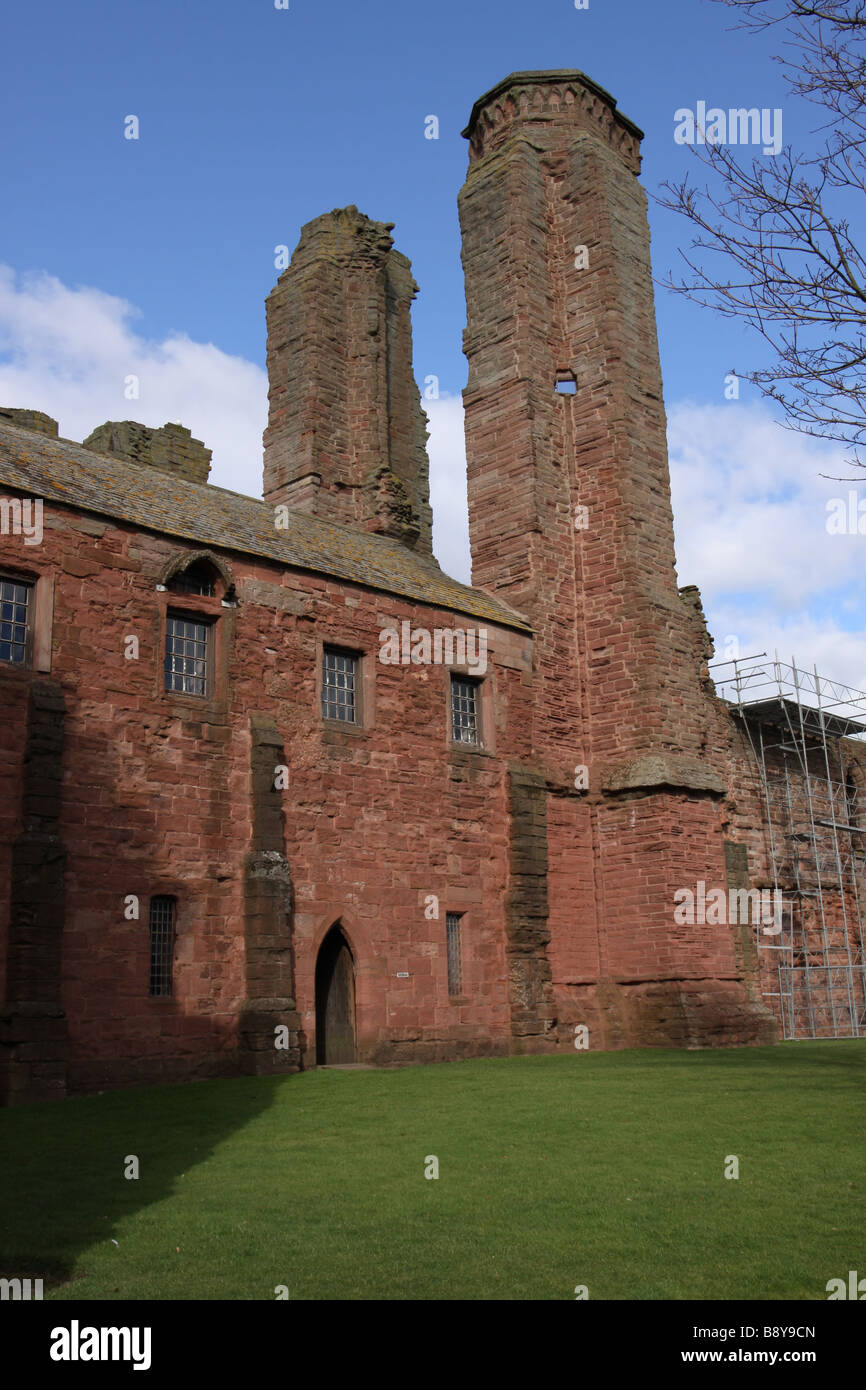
[170,560,217,596]
[156,550,236,605]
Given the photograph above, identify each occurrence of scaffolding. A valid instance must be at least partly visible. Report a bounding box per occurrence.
[710,654,866,1040]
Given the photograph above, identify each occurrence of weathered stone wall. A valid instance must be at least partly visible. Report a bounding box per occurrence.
[263,206,433,553]
[720,710,866,1036]
[506,768,556,1050]
[0,409,58,439]
[239,715,301,1075]
[0,70,796,1100]
[0,680,68,1103]
[459,71,775,1049]
[84,421,212,485]
[0,493,526,1096]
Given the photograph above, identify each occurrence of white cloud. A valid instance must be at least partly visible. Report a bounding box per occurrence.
[0,266,267,500]
[668,401,866,692]
[0,264,476,578]
[708,612,866,709]
[424,392,471,582]
[668,401,862,605]
[1,265,863,693]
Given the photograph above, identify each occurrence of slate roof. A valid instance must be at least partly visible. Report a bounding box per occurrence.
[0,421,531,632]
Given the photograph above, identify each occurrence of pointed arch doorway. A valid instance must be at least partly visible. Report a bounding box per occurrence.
[315,925,357,1064]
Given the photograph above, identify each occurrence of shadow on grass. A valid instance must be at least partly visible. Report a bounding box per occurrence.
[0,1069,285,1293]
[1,1041,864,1299]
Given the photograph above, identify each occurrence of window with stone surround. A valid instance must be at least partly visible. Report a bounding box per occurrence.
[322,647,358,723]
[164,612,212,697]
[451,675,481,746]
[0,575,34,666]
[446,912,463,996]
[148,896,176,997]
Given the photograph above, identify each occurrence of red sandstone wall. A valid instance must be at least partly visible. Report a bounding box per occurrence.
[1,72,790,1094]
[721,713,866,1037]
[0,681,28,1002]
[263,207,433,553]
[458,74,775,1050]
[1,497,531,1088]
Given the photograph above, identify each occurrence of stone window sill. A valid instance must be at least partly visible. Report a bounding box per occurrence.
[322,718,368,739]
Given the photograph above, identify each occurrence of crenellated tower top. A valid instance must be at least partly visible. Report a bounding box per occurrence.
[462,69,643,172]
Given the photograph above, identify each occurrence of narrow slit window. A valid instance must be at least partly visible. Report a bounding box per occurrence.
[322,648,357,723]
[846,773,861,829]
[149,896,176,997]
[446,913,463,996]
[0,576,33,666]
[451,676,480,746]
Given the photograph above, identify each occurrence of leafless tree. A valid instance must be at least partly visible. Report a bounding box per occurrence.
[659,1,866,473]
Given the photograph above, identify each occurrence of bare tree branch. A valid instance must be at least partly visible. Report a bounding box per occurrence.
[658,0,866,473]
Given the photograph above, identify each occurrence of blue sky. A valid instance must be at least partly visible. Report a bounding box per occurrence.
[2,0,865,693]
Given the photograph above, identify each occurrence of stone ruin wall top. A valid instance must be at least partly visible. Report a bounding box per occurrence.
[462,69,644,174]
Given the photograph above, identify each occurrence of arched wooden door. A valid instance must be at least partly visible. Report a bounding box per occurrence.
[315,926,357,1064]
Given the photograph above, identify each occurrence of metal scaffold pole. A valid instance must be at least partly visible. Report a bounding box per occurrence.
[707,651,866,1039]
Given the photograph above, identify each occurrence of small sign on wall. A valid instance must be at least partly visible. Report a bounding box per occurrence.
[396,971,409,978]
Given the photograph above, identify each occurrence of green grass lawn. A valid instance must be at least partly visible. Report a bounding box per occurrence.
[1,1043,864,1300]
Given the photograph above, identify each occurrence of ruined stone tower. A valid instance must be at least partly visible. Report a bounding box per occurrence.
[460,71,775,1046]
[0,71,783,1106]
[263,205,434,553]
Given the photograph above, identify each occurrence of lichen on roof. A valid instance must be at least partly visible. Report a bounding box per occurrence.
[0,421,531,632]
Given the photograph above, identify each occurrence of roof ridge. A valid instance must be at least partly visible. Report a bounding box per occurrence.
[0,421,531,633]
